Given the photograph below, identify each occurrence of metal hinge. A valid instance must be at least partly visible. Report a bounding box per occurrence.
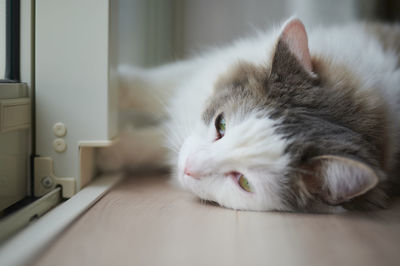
[34,157,76,198]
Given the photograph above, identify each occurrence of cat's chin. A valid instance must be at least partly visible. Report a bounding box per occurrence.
[180,174,264,211]
[181,173,349,213]
[179,174,224,206]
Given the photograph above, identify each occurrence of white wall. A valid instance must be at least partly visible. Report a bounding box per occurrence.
[35,0,113,188]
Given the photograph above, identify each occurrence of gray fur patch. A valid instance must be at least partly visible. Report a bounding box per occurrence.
[203,37,393,212]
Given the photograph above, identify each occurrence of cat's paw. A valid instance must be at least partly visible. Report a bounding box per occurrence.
[96,143,125,173]
[118,65,166,117]
[118,65,147,110]
[95,128,167,174]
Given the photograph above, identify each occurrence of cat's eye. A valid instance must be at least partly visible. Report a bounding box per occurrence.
[215,113,226,140]
[238,174,252,193]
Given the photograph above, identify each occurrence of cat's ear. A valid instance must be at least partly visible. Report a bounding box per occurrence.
[271,18,314,77]
[301,155,380,205]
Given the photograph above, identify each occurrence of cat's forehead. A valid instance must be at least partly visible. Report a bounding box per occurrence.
[214,61,269,92]
[202,62,270,124]
[202,56,314,124]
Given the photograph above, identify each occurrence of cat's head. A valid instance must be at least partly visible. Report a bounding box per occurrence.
[177,18,388,212]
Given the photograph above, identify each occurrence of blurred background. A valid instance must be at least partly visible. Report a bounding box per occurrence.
[1,0,400,97]
[114,0,399,129]
[115,0,400,69]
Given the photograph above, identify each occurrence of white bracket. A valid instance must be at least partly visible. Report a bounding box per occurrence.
[34,157,76,198]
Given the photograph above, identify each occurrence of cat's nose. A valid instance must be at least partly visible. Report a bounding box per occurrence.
[184,165,201,179]
[184,157,202,179]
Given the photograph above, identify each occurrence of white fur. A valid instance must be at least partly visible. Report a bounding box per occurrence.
[177,112,289,210]
[109,18,400,211]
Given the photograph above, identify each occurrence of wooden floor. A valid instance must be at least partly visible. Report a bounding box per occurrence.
[34,174,400,266]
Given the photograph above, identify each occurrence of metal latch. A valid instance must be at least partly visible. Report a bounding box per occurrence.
[34,157,76,198]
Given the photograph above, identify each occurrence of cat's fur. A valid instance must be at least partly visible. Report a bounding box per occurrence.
[98,18,400,212]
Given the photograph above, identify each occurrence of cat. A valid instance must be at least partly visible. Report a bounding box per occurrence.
[98,18,400,213]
